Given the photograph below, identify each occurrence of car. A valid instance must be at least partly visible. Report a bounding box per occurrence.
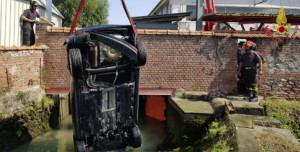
[66,24,146,152]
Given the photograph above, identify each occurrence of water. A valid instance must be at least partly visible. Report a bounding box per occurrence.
[8,115,166,152]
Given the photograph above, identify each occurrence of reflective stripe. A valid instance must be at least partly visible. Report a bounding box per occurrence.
[244,67,255,70]
[247,88,258,91]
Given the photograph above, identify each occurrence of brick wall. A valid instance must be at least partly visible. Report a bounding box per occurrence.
[34,27,300,99]
[138,35,237,92]
[35,24,70,89]
[0,50,44,91]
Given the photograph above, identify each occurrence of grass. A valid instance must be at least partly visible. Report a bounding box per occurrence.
[177,117,236,152]
[260,96,300,141]
[255,131,300,152]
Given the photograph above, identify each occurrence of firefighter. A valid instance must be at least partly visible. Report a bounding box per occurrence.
[21,1,53,46]
[238,40,263,102]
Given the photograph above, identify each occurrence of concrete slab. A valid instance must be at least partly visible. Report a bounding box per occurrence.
[230,101,264,116]
[227,96,264,104]
[253,126,300,145]
[183,91,207,100]
[236,128,260,152]
[170,97,214,116]
[229,114,282,128]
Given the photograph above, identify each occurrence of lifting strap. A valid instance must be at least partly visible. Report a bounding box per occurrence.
[68,0,87,36]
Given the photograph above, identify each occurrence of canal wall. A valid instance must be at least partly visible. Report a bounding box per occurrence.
[0,88,59,151]
[34,26,300,99]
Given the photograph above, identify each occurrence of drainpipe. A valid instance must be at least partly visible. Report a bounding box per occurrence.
[196,0,204,30]
[46,0,52,22]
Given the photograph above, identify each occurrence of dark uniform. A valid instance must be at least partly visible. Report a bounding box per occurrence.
[22,9,40,46]
[237,47,246,93]
[241,51,262,100]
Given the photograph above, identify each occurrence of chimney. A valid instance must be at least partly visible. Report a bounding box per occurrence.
[196,0,204,30]
[46,0,52,22]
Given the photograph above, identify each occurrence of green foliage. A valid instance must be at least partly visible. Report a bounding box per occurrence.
[177,117,235,152]
[260,96,300,140]
[55,0,109,27]
[248,120,255,127]
[40,84,49,90]
[42,96,54,107]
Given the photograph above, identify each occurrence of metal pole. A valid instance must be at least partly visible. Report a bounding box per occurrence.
[196,0,204,30]
[46,0,52,22]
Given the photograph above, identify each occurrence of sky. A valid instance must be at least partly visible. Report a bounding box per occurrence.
[108,0,160,25]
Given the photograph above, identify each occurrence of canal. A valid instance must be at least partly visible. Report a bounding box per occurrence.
[8,107,166,152]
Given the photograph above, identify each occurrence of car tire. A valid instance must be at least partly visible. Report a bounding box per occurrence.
[136,42,147,66]
[68,48,83,79]
[131,125,142,148]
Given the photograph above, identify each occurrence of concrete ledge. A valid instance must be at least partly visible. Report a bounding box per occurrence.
[229,114,282,128]
[236,128,260,152]
[169,97,214,119]
[231,101,265,116]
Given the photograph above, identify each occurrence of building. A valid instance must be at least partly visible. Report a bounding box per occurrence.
[144,0,300,30]
[0,0,64,46]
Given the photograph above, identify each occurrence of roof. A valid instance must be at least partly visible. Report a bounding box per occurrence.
[149,0,169,16]
[133,12,191,23]
[203,13,300,24]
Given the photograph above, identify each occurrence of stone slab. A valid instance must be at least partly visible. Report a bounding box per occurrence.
[236,128,260,152]
[183,91,207,100]
[170,97,214,116]
[227,96,264,103]
[230,101,264,116]
[229,114,282,128]
[253,126,300,145]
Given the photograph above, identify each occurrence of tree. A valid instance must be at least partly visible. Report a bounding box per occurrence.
[55,0,109,27]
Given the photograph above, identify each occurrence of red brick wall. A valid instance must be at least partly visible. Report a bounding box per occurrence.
[34,26,300,99]
[0,50,44,91]
[138,35,237,93]
[35,24,70,89]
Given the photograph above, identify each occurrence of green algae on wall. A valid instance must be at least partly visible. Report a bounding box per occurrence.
[0,96,58,151]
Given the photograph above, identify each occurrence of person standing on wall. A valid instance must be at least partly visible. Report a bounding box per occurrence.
[238,40,263,102]
[21,1,53,46]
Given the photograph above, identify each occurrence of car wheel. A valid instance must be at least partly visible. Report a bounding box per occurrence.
[136,42,147,66]
[131,125,142,148]
[68,48,83,79]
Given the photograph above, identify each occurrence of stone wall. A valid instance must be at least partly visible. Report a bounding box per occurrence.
[256,38,300,99]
